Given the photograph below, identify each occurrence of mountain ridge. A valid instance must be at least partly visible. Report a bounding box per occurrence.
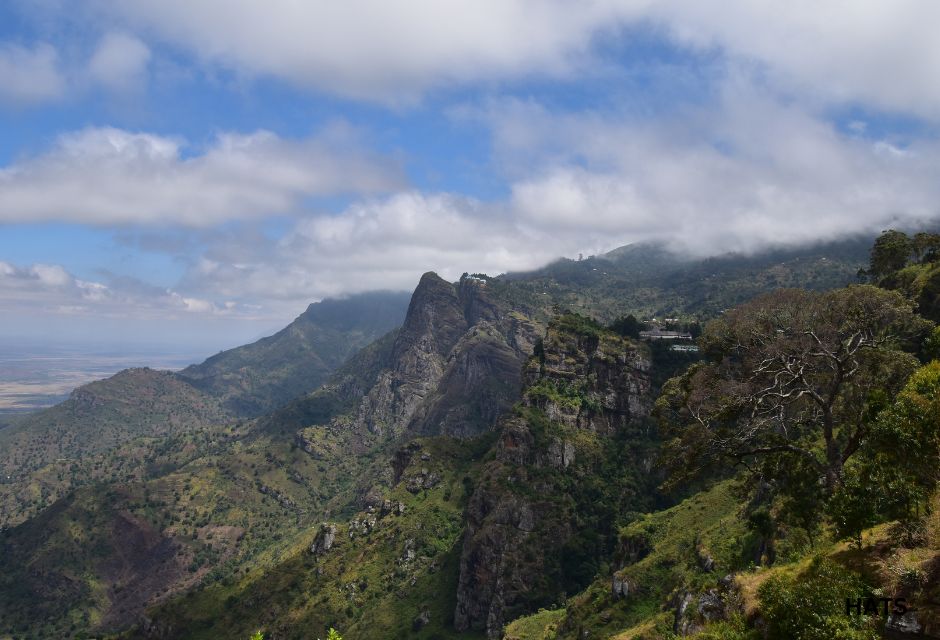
[0,235,893,639]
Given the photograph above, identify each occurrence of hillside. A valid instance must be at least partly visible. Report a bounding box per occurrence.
[0,292,410,529]
[0,368,230,527]
[178,291,411,416]
[118,313,657,640]
[3,234,935,640]
[0,271,544,638]
[500,236,871,322]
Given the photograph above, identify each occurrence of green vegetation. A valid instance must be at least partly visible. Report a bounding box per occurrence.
[499,235,940,640]
[864,229,940,323]
[4,234,938,639]
[131,437,489,640]
[757,558,879,640]
[501,237,869,324]
[179,292,410,416]
[657,285,929,500]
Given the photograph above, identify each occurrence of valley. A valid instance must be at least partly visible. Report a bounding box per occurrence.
[1,237,938,640]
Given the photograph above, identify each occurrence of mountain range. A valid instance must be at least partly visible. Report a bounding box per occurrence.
[4,236,936,640]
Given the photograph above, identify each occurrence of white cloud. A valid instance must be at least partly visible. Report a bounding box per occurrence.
[179,192,561,300]
[0,260,249,319]
[30,264,72,287]
[99,0,650,102]
[494,88,940,255]
[174,88,940,304]
[87,32,151,92]
[647,0,940,119]
[0,126,404,225]
[82,0,940,117]
[0,42,65,105]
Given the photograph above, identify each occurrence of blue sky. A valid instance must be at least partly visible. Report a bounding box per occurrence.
[1,1,939,353]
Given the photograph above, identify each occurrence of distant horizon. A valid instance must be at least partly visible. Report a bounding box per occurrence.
[0,232,884,350]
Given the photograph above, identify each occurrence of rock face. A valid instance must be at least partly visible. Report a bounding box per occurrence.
[352,272,540,440]
[454,318,653,638]
[310,524,337,555]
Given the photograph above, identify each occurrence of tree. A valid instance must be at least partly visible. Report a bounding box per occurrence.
[609,313,642,338]
[829,361,940,543]
[911,231,940,264]
[868,229,912,279]
[657,286,930,497]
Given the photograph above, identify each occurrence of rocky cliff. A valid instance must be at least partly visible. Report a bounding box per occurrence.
[351,272,540,441]
[454,316,656,638]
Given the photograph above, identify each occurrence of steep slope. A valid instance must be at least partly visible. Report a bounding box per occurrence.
[0,272,543,639]
[0,292,411,529]
[341,272,541,443]
[125,436,494,640]
[178,291,410,416]
[0,236,893,640]
[0,368,230,526]
[454,315,657,638]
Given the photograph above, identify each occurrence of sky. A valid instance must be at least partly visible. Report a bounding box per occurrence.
[1,1,939,352]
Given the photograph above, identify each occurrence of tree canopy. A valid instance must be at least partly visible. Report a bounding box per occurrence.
[657,285,931,496]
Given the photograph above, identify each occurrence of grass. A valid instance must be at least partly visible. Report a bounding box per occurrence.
[125,437,490,640]
[504,608,566,640]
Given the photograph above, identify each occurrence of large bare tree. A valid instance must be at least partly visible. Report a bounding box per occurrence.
[657,286,930,494]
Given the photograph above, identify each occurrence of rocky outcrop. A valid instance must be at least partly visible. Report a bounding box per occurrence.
[612,574,635,599]
[350,273,540,441]
[522,325,652,434]
[454,318,653,638]
[310,523,337,556]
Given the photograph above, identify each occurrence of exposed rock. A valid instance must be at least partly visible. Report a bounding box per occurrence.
[360,485,385,510]
[347,515,376,538]
[886,611,924,635]
[612,573,635,599]
[380,499,406,517]
[412,609,431,631]
[406,468,441,493]
[391,441,423,483]
[544,438,576,469]
[310,523,337,556]
[673,591,697,636]
[697,590,725,622]
[349,272,540,441]
[258,484,295,510]
[618,531,652,566]
[399,538,417,565]
[454,320,653,638]
[696,545,715,572]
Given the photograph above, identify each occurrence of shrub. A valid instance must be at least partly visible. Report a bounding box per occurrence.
[757,558,879,640]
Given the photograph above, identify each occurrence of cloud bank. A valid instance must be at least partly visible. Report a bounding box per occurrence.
[83,0,940,117]
[0,127,403,226]
[163,88,940,304]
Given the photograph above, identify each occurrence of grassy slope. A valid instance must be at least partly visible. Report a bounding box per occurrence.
[554,481,750,640]
[505,486,940,640]
[0,333,404,638]
[0,238,882,639]
[0,368,231,527]
[0,412,373,638]
[125,436,493,640]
